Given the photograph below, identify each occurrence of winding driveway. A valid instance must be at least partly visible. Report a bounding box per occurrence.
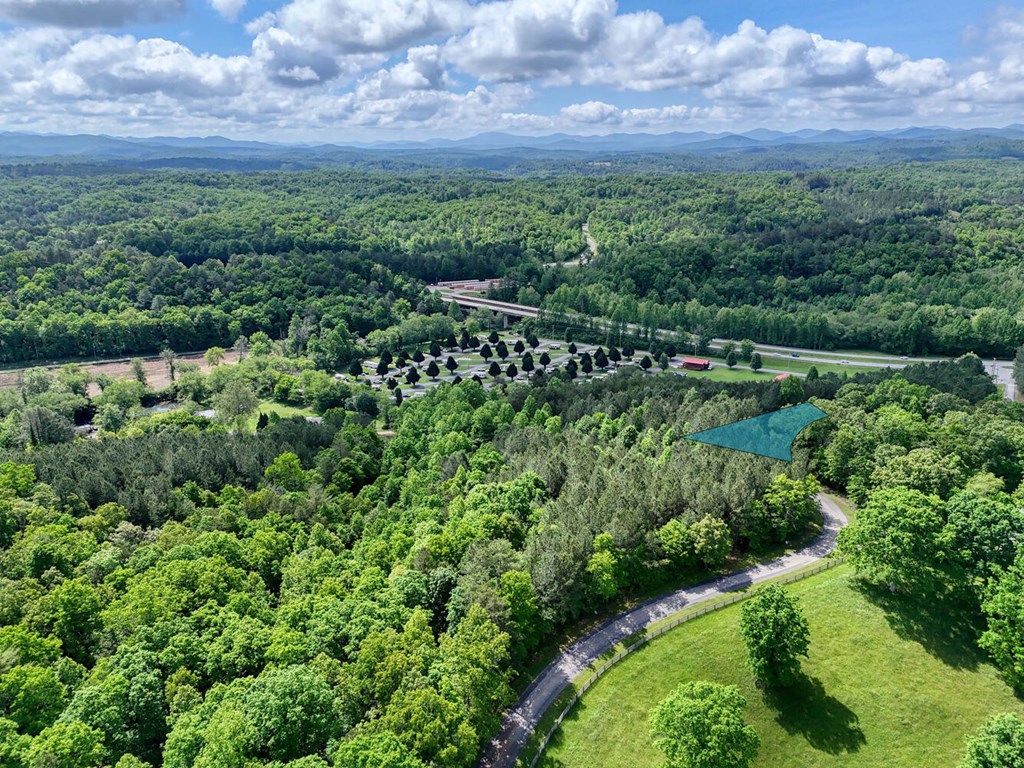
[479,493,849,768]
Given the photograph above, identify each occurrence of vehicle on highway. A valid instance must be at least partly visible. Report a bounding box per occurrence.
[791,353,800,358]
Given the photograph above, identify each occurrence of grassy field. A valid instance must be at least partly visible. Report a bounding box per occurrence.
[244,399,316,430]
[540,565,1024,768]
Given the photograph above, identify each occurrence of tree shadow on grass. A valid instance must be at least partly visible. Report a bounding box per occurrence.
[852,580,984,670]
[764,674,866,755]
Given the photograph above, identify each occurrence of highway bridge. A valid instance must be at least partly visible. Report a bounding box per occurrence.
[431,284,1018,401]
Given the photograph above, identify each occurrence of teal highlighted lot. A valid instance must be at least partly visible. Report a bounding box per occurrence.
[684,402,828,461]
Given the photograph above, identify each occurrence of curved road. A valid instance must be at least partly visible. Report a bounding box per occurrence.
[480,493,849,768]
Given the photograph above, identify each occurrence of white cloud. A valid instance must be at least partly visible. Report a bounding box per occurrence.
[250,0,468,88]
[446,0,615,81]
[1,2,1024,138]
[208,0,245,21]
[0,0,183,27]
[559,100,618,123]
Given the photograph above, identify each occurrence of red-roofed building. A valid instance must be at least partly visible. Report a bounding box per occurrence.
[774,373,791,381]
[682,357,711,370]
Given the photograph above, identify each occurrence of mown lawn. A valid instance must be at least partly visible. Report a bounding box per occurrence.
[244,399,316,430]
[540,565,1024,768]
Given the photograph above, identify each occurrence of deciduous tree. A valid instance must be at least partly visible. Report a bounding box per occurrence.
[648,681,759,768]
[739,585,810,687]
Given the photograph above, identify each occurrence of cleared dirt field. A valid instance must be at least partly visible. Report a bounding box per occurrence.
[0,350,241,395]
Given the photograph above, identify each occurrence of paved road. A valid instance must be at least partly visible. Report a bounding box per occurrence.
[480,494,849,768]
[432,290,1017,401]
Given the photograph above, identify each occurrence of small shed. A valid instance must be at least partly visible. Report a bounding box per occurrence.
[682,357,711,371]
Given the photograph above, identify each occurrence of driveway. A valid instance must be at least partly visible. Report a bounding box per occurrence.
[479,493,849,768]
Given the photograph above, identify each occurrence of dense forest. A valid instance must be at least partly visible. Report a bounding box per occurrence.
[2,158,1024,766]
[2,161,1024,365]
[1,334,1023,767]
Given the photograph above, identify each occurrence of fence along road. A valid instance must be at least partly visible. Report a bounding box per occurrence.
[479,493,849,768]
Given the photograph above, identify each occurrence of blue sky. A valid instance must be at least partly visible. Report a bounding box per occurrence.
[0,0,1021,140]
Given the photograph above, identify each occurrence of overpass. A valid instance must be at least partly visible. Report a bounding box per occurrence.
[430,284,1018,401]
[431,286,541,327]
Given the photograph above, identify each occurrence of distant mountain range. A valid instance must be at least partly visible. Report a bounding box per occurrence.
[2,125,1024,172]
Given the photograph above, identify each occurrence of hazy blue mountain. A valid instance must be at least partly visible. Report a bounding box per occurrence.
[2,125,1022,172]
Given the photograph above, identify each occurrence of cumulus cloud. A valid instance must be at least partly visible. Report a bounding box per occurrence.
[208,0,245,21]
[0,1,1024,138]
[250,0,468,88]
[559,100,736,128]
[0,0,183,27]
[446,0,615,81]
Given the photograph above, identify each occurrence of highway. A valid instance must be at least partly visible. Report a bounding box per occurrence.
[431,286,1017,401]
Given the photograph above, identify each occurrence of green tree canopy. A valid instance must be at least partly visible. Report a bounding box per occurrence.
[648,681,760,768]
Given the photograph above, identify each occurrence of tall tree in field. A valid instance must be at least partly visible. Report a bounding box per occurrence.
[750,352,763,372]
[640,355,653,372]
[349,360,364,377]
[505,362,518,380]
[425,360,440,381]
[445,356,459,375]
[204,346,225,367]
[739,339,755,361]
[412,350,425,367]
[130,358,147,385]
[232,335,249,362]
[739,585,810,687]
[214,380,259,431]
[405,368,421,387]
[726,350,738,369]
[496,340,509,361]
[649,681,760,768]
[514,339,525,356]
[609,346,621,366]
[480,344,493,362]
[959,713,1024,768]
[429,340,441,359]
[376,359,390,377]
[488,330,500,344]
[521,353,534,375]
[160,348,177,383]
[488,361,502,380]
[539,351,551,369]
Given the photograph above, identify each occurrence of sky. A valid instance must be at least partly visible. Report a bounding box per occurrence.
[0,0,1022,141]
